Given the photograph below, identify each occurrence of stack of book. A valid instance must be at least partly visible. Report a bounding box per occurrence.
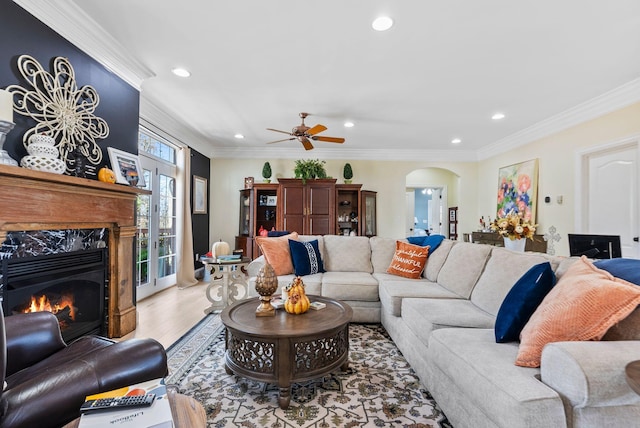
[78,378,173,428]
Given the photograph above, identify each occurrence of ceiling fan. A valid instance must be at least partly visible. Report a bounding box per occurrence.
[266,112,345,151]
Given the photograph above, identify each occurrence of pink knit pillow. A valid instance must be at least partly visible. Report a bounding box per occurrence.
[255,232,299,276]
[516,256,640,367]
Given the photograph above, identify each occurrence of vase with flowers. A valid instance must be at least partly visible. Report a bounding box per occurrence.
[490,211,537,252]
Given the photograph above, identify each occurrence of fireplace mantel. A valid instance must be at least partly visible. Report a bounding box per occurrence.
[0,164,149,337]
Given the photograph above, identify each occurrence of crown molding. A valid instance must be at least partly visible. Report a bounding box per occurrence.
[478,77,640,160]
[13,0,155,89]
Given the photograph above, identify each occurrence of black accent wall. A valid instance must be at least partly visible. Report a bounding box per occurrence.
[191,148,210,269]
[0,0,140,162]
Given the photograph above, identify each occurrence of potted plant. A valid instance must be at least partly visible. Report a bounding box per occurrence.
[294,159,327,184]
[262,161,272,183]
[343,163,353,184]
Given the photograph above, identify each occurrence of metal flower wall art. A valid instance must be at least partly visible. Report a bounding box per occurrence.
[6,55,109,173]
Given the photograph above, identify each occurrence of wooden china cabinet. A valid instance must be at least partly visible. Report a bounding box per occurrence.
[335,184,362,235]
[278,178,336,235]
[235,183,279,259]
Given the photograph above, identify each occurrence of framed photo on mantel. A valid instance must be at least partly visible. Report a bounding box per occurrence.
[107,147,145,187]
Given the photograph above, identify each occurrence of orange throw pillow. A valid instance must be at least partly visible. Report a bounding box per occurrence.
[255,232,299,276]
[387,241,430,279]
[516,256,640,367]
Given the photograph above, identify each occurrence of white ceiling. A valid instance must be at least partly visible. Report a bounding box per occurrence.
[16,0,640,161]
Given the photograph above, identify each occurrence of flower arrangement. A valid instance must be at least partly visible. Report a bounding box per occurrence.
[490,211,537,240]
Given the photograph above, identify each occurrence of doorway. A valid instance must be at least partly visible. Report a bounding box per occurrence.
[406,167,458,238]
[579,139,640,259]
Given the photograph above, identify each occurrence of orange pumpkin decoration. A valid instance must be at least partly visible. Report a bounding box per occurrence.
[98,167,116,183]
[284,277,310,314]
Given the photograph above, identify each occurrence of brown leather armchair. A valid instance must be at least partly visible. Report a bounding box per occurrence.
[0,308,168,428]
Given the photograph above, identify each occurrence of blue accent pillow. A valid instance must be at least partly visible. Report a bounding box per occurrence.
[594,258,640,285]
[268,230,290,237]
[494,262,556,343]
[407,234,446,253]
[288,239,325,276]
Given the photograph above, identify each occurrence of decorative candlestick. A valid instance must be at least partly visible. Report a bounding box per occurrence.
[0,120,18,166]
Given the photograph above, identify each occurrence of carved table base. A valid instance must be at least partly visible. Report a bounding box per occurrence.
[220,296,353,409]
[201,258,250,314]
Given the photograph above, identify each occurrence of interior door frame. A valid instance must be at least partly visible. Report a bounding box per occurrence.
[574,135,640,232]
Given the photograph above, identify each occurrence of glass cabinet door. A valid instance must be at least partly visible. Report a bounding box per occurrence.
[361,191,377,237]
[239,189,251,235]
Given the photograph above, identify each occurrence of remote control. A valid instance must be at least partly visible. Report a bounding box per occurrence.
[80,394,156,414]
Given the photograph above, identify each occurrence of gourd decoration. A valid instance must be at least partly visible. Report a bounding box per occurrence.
[211,240,231,258]
[255,263,278,317]
[98,166,116,183]
[284,276,310,315]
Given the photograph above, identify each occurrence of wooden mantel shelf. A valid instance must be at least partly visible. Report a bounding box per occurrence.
[0,164,149,338]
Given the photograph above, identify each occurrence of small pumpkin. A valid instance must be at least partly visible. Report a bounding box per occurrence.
[284,276,310,314]
[211,240,231,258]
[98,167,116,183]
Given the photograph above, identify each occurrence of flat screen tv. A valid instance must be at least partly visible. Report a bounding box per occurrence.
[568,234,622,259]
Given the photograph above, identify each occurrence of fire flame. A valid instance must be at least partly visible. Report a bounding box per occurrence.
[24,294,76,321]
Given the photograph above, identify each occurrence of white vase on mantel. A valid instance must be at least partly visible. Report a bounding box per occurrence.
[503,237,526,252]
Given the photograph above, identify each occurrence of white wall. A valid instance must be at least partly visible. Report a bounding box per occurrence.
[476,101,640,256]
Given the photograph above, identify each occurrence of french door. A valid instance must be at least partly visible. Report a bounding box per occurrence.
[136,153,178,300]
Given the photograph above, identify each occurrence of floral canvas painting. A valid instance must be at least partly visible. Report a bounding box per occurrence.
[497,159,539,222]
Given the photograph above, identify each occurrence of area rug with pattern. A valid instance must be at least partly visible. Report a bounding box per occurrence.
[166,314,452,428]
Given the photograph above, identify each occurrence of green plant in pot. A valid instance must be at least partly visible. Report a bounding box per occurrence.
[294,159,327,184]
[262,161,272,183]
[343,163,353,184]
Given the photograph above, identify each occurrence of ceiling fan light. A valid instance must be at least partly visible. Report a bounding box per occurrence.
[372,16,393,31]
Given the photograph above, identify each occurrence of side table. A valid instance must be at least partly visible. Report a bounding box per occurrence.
[201,256,250,313]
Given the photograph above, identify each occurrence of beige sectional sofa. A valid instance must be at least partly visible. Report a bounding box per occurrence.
[246,234,640,428]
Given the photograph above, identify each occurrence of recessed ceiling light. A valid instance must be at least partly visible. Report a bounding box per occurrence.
[171,67,191,78]
[234,133,244,139]
[372,16,393,31]
[344,121,355,128]
[492,112,506,120]
[451,138,462,144]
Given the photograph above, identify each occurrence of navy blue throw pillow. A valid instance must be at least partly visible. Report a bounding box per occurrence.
[594,258,640,285]
[406,234,446,253]
[288,239,325,276]
[268,230,290,237]
[494,262,556,343]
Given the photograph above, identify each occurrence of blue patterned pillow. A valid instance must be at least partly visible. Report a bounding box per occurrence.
[288,239,325,276]
[494,262,556,343]
[407,234,445,253]
[594,258,640,285]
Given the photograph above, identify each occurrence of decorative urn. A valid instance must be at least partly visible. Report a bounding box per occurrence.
[255,263,278,316]
[20,133,65,174]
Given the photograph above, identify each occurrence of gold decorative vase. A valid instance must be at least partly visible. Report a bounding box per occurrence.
[255,263,278,316]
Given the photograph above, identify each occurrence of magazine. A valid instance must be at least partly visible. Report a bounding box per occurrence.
[78,378,173,428]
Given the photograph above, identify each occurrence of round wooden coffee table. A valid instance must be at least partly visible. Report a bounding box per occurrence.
[221,295,353,409]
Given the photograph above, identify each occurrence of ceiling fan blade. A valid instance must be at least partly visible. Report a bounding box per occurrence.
[311,136,345,143]
[266,137,296,144]
[306,124,327,136]
[299,136,314,150]
[266,128,294,136]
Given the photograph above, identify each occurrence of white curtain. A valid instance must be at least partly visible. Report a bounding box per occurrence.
[176,146,198,288]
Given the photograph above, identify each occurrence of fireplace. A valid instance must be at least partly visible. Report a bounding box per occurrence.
[2,249,108,343]
[1,164,146,338]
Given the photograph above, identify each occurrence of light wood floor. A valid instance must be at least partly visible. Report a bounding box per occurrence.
[119,281,212,349]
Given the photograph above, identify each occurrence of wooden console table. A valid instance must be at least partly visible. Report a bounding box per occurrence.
[470,231,547,253]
